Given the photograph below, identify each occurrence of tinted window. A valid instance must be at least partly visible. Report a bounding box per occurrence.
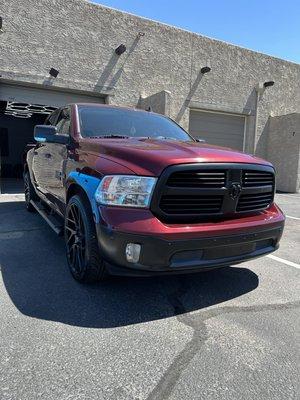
[78,107,193,141]
[55,108,70,135]
[45,109,59,126]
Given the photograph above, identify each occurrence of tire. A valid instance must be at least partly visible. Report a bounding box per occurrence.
[64,194,107,283]
[24,171,39,212]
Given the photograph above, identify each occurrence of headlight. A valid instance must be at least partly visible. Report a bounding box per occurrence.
[95,175,157,208]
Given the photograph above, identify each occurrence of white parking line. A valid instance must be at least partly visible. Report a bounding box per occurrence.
[286,215,300,220]
[267,254,300,270]
[276,193,300,198]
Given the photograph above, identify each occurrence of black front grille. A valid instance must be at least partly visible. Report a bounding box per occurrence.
[167,170,226,188]
[151,163,275,223]
[242,170,274,187]
[237,191,274,212]
[160,195,223,214]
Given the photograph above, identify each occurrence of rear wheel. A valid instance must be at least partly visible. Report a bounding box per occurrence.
[65,195,107,283]
[24,171,39,212]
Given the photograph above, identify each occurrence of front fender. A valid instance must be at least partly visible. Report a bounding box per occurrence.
[67,172,102,223]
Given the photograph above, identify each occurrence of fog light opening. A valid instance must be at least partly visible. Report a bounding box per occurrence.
[126,243,141,263]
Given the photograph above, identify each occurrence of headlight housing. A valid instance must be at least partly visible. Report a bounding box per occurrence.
[95,175,157,208]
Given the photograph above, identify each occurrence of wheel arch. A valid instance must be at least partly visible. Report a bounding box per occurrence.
[66,172,102,223]
[66,183,87,203]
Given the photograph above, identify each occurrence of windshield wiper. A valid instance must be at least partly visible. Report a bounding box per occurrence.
[154,136,179,141]
[89,135,131,139]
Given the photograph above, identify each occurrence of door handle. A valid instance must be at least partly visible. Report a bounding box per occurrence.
[45,153,52,159]
[33,151,38,155]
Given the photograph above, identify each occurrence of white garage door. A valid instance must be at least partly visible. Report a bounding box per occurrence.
[0,83,105,107]
[189,110,246,151]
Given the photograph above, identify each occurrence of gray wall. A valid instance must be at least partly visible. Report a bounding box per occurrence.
[0,0,300,188]
[268,113,300,192]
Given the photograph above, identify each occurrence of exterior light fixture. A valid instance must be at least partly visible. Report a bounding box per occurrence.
[126,243,141,263]
[253,79,275,154]
[115,44,126,56]
[263,81,274,88]
[138,32,145,37]
[49,68,59,78]
[201,66,211,74]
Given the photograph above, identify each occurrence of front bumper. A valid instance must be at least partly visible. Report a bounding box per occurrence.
[96,219,284,276]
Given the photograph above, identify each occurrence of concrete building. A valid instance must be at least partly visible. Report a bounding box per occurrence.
[0,0,299,191]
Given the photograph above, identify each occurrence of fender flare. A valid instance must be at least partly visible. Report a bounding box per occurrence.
[66,171,102,223]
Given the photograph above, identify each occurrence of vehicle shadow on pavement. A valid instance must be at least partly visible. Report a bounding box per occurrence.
[0,201,259,328]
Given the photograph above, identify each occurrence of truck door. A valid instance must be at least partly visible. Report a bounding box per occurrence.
[44,107,71,211]
[31,108,60,195]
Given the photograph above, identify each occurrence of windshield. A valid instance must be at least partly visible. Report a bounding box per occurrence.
[78,106,194,141]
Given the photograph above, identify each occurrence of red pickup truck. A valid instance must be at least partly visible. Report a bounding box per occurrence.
[24,104,285,282]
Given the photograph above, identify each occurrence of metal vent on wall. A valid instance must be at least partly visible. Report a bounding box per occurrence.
[3,102,57,118]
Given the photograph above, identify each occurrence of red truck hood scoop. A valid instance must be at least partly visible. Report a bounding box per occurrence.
[81,138,271,176]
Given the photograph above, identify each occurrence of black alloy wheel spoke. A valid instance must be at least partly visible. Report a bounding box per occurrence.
[24,179,29,201]
[66,231,75,244]
[66,204,86,274]
[65,225,76,235]
[67,217,76,227]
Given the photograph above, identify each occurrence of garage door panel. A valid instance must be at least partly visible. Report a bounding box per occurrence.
[198,120,243,132]
[189,110,245,151]
[0,84,105,107]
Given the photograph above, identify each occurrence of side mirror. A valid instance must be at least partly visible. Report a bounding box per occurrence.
[34,125,69,144]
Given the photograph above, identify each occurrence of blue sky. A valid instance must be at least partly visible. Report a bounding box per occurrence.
[92,0,300,63]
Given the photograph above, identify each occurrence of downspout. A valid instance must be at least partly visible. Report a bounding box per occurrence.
[254,83,264,154]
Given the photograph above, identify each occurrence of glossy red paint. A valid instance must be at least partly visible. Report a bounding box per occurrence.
[99,203,284,240]
[75,150,135,177]
[79,137,270,177]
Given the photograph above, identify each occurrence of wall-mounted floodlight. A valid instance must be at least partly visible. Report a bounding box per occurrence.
[263,81,274,88]
[115,44,126,56]
[200,66,211,74]
[49,68,59,78]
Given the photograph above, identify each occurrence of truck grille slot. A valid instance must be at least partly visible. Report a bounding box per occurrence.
[242,171,274,187]
[151,164,275,223]
[160,195,223,214]
[167,170,226,188]
[236,192,273,211]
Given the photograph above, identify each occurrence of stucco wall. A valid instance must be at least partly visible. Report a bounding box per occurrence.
[268,113,300,192]
[1,0,300,160]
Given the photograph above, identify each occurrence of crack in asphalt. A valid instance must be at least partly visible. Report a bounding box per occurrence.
[0,227,46,234]
[146,279,300,400]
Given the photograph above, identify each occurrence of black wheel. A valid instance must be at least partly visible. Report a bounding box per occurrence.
[24,171,39,212]
[65,195,107,283]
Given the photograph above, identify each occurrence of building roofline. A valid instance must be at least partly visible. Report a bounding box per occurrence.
[85,0,299,67]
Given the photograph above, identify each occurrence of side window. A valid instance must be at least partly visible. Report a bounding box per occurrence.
[55,108,71,136]
[45,109,59,125]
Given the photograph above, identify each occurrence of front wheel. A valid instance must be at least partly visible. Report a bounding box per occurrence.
[64,195,107,283]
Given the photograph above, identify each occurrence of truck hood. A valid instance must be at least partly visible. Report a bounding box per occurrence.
[80,138,272,176]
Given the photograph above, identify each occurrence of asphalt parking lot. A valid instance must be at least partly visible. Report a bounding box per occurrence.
[0,192,299,400]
